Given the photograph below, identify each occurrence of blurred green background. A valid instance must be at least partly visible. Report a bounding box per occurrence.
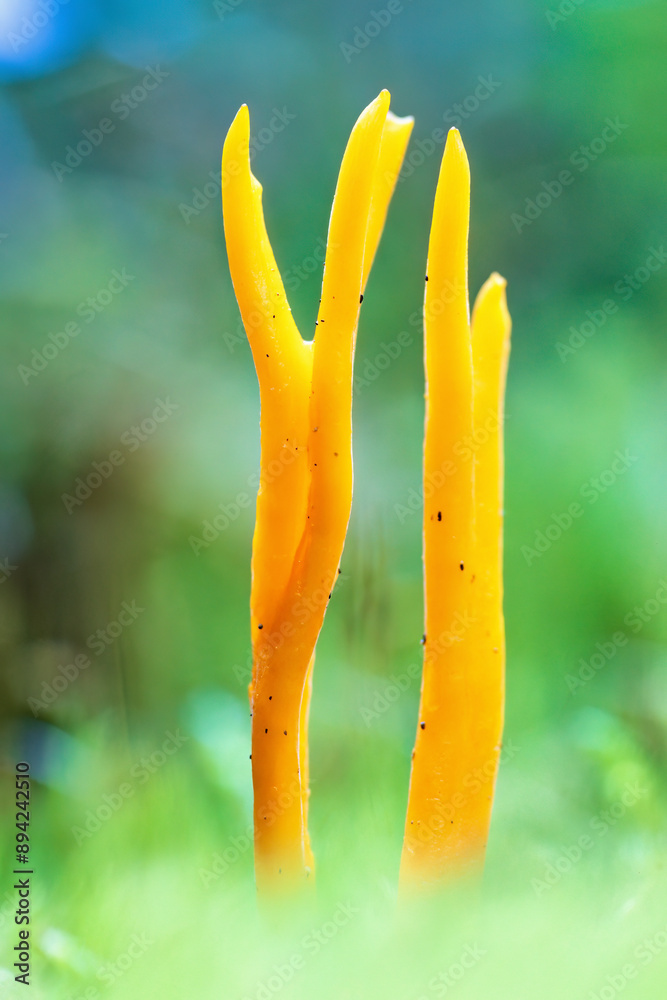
[1,0,667,997]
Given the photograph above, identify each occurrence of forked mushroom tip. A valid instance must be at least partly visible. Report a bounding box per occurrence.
[386,110,415,128]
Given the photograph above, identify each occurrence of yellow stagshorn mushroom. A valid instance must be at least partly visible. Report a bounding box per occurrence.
[222,92,413,896]
[400,129,511,890]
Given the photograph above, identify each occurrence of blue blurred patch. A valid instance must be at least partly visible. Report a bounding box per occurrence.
[0,0,101,81]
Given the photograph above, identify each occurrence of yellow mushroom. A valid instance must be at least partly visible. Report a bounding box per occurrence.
[400,129,511,890]
[222,92,413,896]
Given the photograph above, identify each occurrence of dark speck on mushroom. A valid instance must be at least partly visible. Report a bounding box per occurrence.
[258,624,263,629]
[420,634,426,644]
[437,511,442,521]
[283,730,287,736]
[359,294,364,303]
[420,722,426,730]
[459,562,464,571]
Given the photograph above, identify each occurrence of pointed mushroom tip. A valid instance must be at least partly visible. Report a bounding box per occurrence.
[475,272,508,310]
[446,126,464,148]
[224,104,250,149]
[356,90,391,128]
[443,126,469,169]
[369,89,391,114]
[231,103,249,126]
[472,272,509,324]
